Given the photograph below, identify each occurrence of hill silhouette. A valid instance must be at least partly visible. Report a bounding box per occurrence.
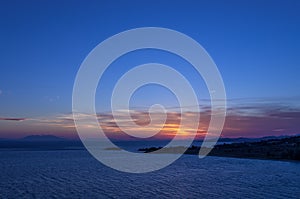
[20,135,66,141]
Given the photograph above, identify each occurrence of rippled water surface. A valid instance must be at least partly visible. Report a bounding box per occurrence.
[0,150,299,198]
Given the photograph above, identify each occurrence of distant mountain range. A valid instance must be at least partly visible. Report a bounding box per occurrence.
[0,135,68,142]
[20,135,67,141]
[0,135,83,151]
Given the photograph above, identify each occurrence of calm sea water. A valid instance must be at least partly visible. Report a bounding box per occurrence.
[0,149,299,198]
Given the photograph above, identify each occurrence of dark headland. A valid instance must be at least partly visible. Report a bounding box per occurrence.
[139,136,300,161]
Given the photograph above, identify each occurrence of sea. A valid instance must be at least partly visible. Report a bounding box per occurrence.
[0,141,299,198]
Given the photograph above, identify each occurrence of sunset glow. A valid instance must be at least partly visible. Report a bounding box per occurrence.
[1,101,299,140]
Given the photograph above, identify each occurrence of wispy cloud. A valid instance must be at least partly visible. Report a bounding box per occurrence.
[1,98,300,139]
[52,104,300,139]
[0,117,26,121]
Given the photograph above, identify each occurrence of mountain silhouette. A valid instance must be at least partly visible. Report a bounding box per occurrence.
[20,135,67,141]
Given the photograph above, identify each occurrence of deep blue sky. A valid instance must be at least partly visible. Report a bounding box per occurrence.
[0,0,299,120]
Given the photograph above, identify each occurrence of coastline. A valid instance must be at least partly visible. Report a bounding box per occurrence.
[139,136,300,162]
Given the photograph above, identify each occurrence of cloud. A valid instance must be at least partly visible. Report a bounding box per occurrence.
[33,103,300,139]
[1,97,300,139]
[0,117,26,121]
[44,95,60,102]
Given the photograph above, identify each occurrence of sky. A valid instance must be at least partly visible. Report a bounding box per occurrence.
[0,0,300,139]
